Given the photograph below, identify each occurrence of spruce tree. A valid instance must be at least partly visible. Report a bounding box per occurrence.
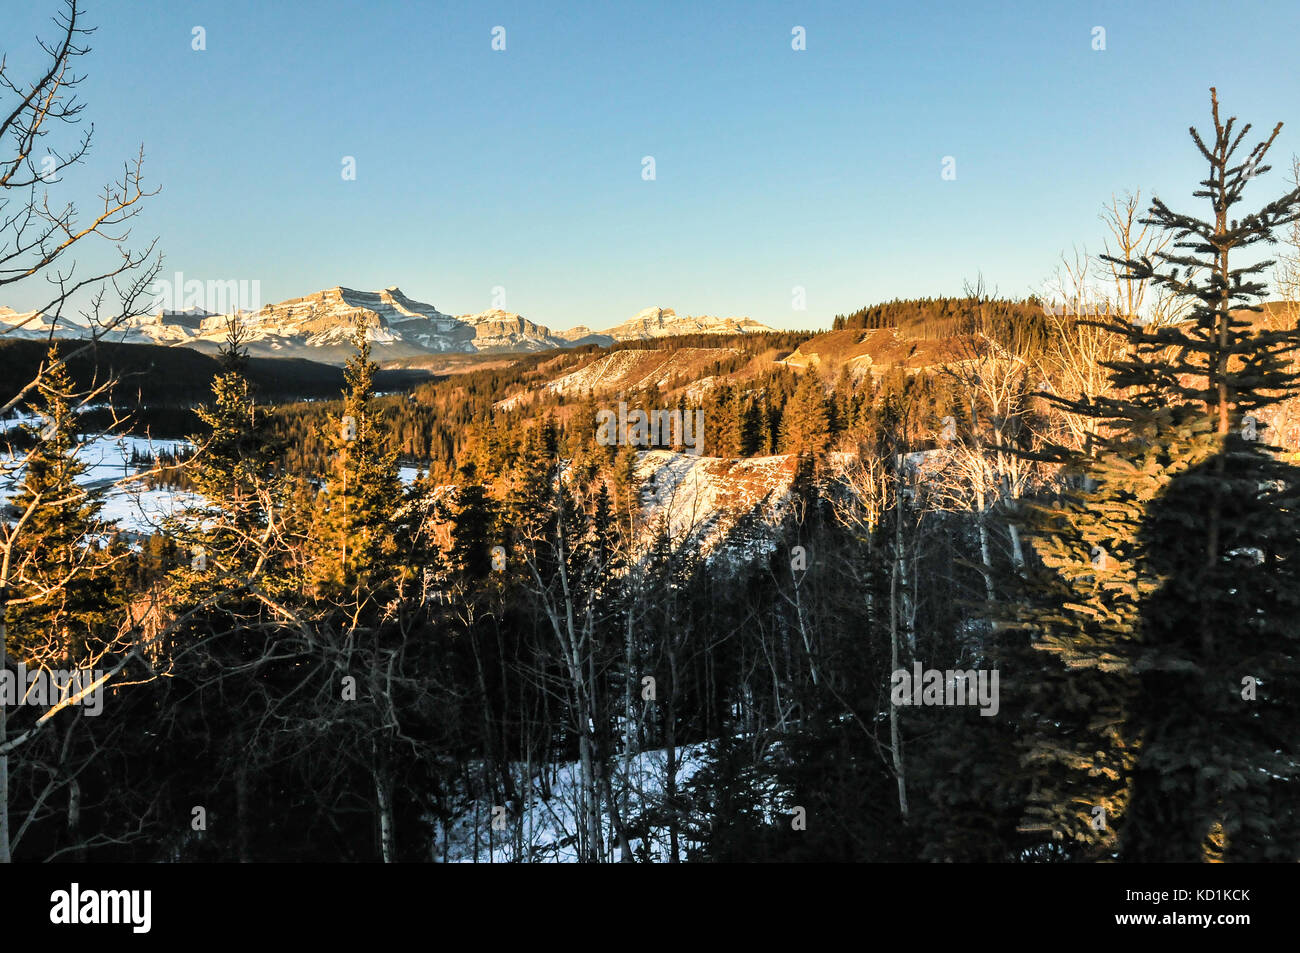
[154,324,286,862]
[174,323,288,600]
[6,346,120,665]
[311,328,406,607]
[1111,90,1300,861]
[450,461,495,581]
[738,397,764,456]
[1010,89,1300,860]
[779,369,830,457]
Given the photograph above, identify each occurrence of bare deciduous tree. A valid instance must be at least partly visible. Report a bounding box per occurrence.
[1,0,160,863]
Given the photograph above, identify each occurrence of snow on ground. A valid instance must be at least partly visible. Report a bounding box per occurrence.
[68,433,188,485]
[2,429,426,536]
[635,449,800,565]
[434,737,799,862]
[96,485,206,537]
[1,431,188,486]
[434,743,711,864]
[1,431,196,537]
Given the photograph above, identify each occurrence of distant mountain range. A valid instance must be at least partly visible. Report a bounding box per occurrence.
[0,287,777,363]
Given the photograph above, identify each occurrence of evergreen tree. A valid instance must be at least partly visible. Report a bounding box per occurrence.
[708,384,742,457]
[175,323,288,599]
[1009,89,1300,860]
[311,328,406,606]
[6,346,121,665]
[1110,90,1300,862]
[450,461,495,581]
[504,418,559,549]
[738,397,764,456]
[779,369,830,457]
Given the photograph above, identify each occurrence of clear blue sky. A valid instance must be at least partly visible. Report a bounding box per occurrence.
[6,0,1300,331]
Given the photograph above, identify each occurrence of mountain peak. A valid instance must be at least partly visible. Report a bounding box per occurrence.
[633,306,678,322]
[604,307,777,341]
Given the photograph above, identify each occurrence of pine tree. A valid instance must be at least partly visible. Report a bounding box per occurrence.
[504,418,558,547]
[708,384,742,457]
[1109,90,1300,862]
[306,328,422,861]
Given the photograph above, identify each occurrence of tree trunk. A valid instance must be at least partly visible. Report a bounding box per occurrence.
[621,606,636,857]
[1007,519,1025,570]
[889,461,909,821]
[235,728,252,863]
[975,484,995,602]
[0,612,10,864]
[0,696,9,864]
[578,729,599,862]
[67,776,83,862]
[666,650,680,863]
[374,743,394,863]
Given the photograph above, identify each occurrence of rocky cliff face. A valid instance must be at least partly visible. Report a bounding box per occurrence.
[603,306,776,341]
[122,286,475,357]
[458,309,575,352]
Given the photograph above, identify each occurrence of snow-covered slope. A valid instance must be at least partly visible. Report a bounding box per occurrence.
[435,744,713,863]
[0,307,83,341]
[635,449,801,566]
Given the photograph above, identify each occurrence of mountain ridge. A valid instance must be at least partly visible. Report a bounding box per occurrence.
[1,287,780,363]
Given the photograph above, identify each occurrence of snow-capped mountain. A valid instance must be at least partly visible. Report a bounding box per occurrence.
[3,288,779,363]
[127,307,229,346]
[457,309,578,353]
[0,306,77,340]
[603,306,776,341]
[127,286,475,358]
[125,287,582,358]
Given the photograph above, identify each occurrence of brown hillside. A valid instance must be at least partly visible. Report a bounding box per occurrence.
[495,347,740,410]
[779,326,976,379]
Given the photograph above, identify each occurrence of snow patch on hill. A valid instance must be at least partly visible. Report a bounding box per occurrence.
[635,449,800,566]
